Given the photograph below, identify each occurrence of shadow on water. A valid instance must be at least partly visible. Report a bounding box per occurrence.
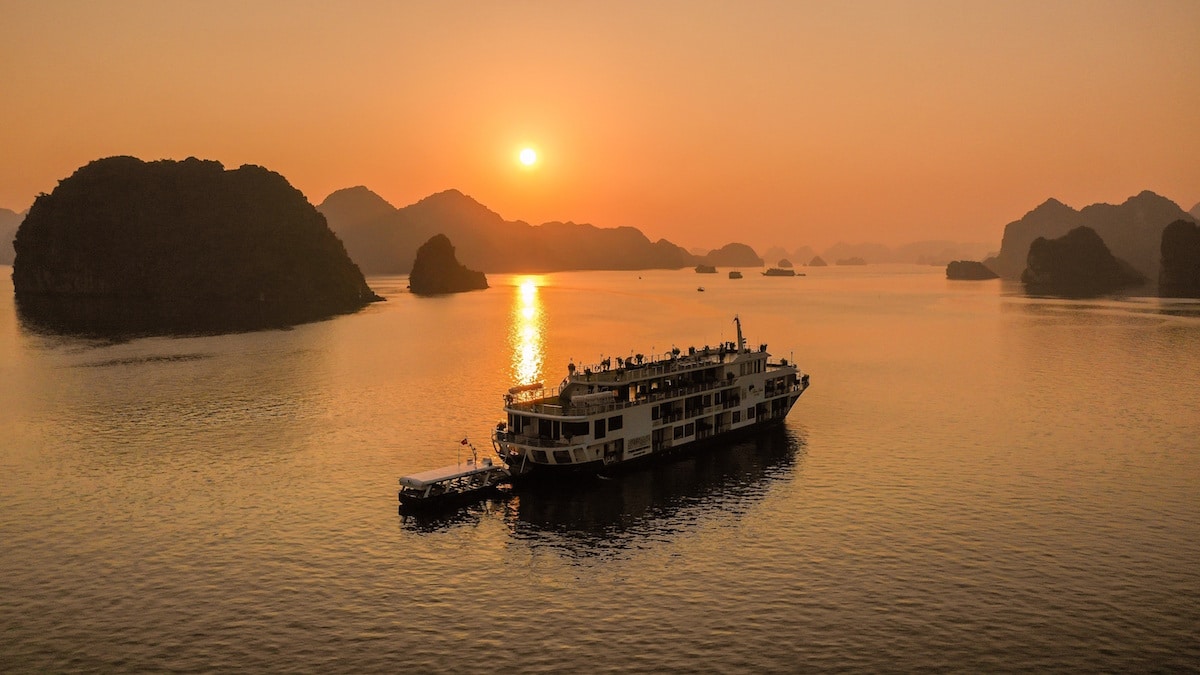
[14,294,361,341]
[397,427,806,540]
[503,426,806,556]
[1006,294,1200,323]
[398,496,515,533]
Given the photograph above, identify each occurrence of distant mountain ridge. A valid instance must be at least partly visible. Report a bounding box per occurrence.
[319,187,691,274]
[988,191,1197,280]
[320,186,995,274]
[0,208,22,265]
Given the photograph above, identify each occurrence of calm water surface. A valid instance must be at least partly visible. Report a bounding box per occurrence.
[1,265,1198,672]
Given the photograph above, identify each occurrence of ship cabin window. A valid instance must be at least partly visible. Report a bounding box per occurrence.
[538,418,552,438]
[673,425,685,440]
[684,422,695,436]
[553,450,572,464]
[563,421,589,438]
[594,418,606,439]
[747,407,756,419]
[702,394,711,408]
[533,450,549,464]
[608,415,623,431]
[733,411,741,423]
[652,406,661,420]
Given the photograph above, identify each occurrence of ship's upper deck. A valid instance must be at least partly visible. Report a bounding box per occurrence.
[505,340,799,418]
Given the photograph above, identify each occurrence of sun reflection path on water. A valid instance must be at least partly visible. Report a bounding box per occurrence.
[510,277,546,386]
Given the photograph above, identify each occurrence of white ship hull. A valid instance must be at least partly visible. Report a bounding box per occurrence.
[494,319,809,478]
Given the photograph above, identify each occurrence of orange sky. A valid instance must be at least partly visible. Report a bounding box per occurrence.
[1,0,1198,251]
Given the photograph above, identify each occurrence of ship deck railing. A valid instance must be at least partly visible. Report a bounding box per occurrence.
[493,431,582,449]
[509,378,743,417]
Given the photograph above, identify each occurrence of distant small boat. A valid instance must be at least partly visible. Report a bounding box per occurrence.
[695,264,717,274]
[728,271,743,279]
[697,286,705,292]
[763,268,797,277]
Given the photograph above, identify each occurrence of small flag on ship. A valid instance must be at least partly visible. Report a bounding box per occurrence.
[461,438,469,445]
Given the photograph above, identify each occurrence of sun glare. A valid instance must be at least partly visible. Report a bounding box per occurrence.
[519,148,537,166]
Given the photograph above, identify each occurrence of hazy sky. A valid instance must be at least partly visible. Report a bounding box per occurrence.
[2,0,1197,250]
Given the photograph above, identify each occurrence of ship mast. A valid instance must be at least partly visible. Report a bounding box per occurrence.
[734,315,745,353]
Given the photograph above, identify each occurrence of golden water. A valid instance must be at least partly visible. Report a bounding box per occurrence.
[1,265,1197,671]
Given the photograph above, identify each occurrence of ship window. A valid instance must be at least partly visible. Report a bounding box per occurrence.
[533,450,548,463]
[673,426,685,440]
[747,407,756,418]
[553,450,572,464]
[702,394,711,407]
[608,415,623,431]
[594,419,606,439]
[733,411,741,423]
[538,418,552,438]
[564,421,589,437]
[684,422,694,436]
[652,406,660,420]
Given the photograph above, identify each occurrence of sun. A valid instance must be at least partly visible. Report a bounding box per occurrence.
[519,148,537,166]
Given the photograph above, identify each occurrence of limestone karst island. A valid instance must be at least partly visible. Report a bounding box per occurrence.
[12,156,381,334]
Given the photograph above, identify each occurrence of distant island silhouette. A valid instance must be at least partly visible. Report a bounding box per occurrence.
[0,207,21,265]
[946,260,999,280]
[988,191,1197,282]
[319,186,993,274]
[1021,226,1145,297]
[694,243,762,268]
[319,187,691,274]
[13,156,381,336]
[407,234,488,295]
[1159,220,1200,298]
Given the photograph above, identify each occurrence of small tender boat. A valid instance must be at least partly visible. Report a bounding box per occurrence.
[728,271,743,279]
[398,456,510,510]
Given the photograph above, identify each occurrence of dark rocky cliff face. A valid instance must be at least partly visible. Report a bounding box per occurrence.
[12,156,380,334]
[407,234,488,295]
[1021,226,1145,297]
[1159,219,1200,298]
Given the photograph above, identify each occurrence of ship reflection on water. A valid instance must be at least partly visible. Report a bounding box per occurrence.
[400,426,806,551]
[510,277,546,387]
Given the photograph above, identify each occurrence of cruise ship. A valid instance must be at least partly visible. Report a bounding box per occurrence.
[493,317,809,476]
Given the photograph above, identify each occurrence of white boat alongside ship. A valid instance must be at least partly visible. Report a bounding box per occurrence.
[398,455,510,510]
[493,317,809,477]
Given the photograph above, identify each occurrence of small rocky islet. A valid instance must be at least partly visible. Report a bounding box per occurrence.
[1020,226,1146,297]
[406,234,488,295]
